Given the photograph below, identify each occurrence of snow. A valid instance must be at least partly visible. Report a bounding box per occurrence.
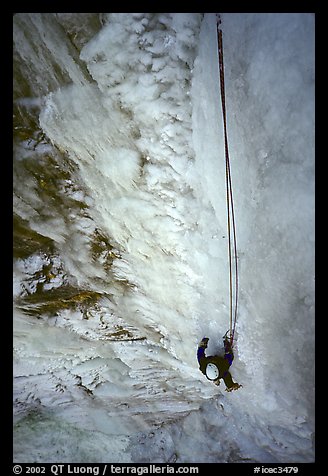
[13,13,314,463]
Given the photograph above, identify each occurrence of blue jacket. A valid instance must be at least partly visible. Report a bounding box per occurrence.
[197,340,234,367]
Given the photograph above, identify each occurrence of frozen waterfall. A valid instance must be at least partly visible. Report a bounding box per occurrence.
[13,13,315,463]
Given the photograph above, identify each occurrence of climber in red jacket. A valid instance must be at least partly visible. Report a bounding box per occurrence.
[197,334,242,392]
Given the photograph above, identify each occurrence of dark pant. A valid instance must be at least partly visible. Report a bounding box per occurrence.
[222,370,234,388]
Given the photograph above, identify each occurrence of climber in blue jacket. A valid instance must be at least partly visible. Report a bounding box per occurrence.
[197,334,241,392]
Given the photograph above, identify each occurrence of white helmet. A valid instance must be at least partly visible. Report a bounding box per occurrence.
[206,363,220,380]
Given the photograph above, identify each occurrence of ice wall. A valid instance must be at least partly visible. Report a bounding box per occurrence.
[217,12,315,421]
[13,13,314,463]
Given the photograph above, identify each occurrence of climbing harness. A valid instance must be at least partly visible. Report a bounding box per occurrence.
[216,14,239,348]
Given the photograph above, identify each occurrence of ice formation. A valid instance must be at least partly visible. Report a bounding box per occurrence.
[13,13,315,463]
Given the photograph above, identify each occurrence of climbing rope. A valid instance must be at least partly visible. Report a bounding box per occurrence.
[216,15,239,347]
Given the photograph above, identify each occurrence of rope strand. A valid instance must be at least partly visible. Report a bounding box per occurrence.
[217,16,239,347]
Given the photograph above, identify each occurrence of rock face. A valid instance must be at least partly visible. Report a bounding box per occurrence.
[13,13,315,463]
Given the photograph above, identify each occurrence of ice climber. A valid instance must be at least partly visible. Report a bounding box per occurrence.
[197,335,242,392]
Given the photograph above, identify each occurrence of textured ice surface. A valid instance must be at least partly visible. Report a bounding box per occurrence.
[13,13,314,463]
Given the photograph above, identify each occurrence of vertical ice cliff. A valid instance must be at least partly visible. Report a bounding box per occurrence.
[13,13,314,463]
